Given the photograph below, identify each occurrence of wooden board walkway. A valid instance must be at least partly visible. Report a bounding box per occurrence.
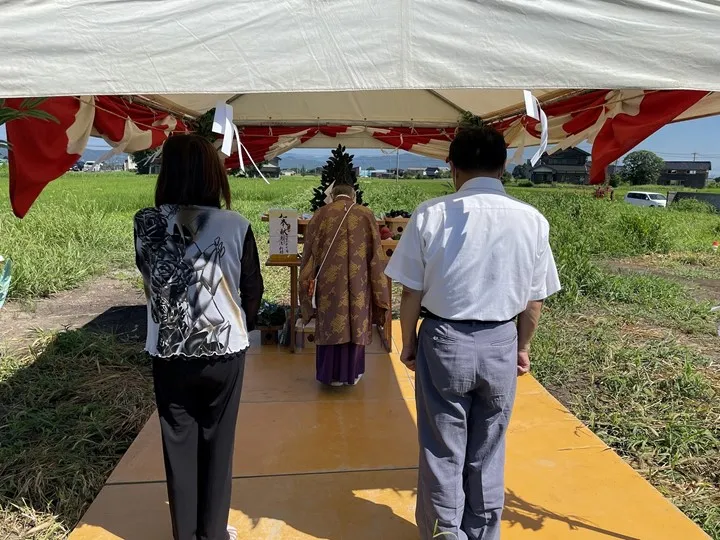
[70,322,709,539]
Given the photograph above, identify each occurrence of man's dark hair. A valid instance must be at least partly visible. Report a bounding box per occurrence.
[331,183,355,198]
[448,126,507,173]
[155,134,231,209]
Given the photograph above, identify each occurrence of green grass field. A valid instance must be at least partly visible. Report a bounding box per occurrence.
[0,169,718,538]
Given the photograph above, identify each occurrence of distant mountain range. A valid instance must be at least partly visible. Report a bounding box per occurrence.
[276,150,445,171]
[79,148,445,170]
[81,148,127,165]
[1,147,443,170]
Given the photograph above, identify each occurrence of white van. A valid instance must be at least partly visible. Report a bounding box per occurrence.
[624,191,667,208]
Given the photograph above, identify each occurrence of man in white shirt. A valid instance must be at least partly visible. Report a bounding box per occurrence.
[385,126,561,540]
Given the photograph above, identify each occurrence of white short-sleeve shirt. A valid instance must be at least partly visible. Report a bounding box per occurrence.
[384,177,561,321]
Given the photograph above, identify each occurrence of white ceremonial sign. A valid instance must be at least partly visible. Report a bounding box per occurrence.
[269,209,299,256]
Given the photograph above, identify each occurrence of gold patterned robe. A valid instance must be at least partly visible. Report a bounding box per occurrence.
[300,199,390,346]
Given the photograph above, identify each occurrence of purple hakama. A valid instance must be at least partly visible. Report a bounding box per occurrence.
[316,343,365,386]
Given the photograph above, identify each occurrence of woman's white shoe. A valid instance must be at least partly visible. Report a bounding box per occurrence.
[227,525,238,540]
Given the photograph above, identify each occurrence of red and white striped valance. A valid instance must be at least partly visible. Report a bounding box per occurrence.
[5,89,717,217]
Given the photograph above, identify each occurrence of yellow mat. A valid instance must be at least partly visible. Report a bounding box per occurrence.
[70,323,709,539]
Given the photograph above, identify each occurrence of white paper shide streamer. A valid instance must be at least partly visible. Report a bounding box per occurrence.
[212,101,236,157]
[212,101,269,184]
[523,90,548,167]
[324,181,335,205]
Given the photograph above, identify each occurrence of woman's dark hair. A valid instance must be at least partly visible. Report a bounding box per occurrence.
[448,126,507,174]
[155,134,231,209]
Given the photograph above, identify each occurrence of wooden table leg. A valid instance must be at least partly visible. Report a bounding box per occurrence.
[290,266,298,353]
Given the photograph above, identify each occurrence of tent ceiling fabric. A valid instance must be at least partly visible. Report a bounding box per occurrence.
[153,90,564,127]
[3,0,720,100]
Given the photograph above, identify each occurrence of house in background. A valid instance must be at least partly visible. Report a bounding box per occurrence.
[658,161,711,188]
[369,169,394,179]
[148,155,162,175]
[259,157,281,178]
[529,147,590,184]
[607,164,623,176]
[406,167,427,177]
[608,161,711,188]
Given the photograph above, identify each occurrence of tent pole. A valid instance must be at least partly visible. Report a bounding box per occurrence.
[396,149,399,182]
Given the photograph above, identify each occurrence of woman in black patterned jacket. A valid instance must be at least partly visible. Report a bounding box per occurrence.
[134,134,263,540]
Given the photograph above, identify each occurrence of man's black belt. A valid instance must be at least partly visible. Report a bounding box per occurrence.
[421,308,515,325]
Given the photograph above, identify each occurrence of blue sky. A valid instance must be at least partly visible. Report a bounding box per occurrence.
[2,116,719,172]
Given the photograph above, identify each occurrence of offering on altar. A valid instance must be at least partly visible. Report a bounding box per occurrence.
[268,208,299,262]
[384,209,411,240]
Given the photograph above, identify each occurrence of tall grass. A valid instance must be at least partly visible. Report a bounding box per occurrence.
[532,306,719,538]
[0,330,155,538]
[1,172,718,300]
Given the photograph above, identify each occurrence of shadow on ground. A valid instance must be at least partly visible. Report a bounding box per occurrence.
[0,304,153,539]
[504,489,640,540]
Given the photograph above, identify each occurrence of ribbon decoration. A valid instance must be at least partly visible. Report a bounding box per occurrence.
[212,101,269,184]
[524,90,549,167]
[238,142,269,184]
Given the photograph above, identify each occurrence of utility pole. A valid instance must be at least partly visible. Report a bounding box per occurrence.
[692,152,697,162]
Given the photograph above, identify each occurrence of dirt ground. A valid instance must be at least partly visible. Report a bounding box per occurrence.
[0,277,146,353]
[607,258,720,305]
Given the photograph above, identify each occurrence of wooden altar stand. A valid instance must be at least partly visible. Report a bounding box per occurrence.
[262,213,397,354]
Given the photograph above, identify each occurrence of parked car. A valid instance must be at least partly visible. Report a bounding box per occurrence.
[624,191,667,208]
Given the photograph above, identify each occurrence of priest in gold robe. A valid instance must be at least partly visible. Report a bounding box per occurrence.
[300,183,390,386]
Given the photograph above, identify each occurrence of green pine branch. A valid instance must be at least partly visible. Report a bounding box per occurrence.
[458,111,484,130]
[190,109,219,143]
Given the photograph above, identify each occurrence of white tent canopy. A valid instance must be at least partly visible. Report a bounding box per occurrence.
[5,0,720,218]
[3,0,720,107]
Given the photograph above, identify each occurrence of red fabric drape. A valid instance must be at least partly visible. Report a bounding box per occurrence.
[589,90,708,183]
[5,90,713,217]
[370,127,453,152]
[6,96,186,217]
[492,90,608,136]
[94,96,184,149]
[6,97,84,218]
[224,126,350,168]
